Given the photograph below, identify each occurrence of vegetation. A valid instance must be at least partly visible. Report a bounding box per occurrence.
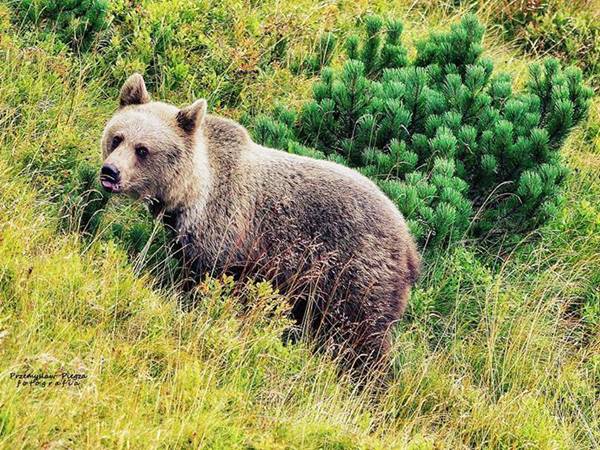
[13,0,109,50]
[0,1,598,448]
[436,0,600,87]
[253,15,592,248]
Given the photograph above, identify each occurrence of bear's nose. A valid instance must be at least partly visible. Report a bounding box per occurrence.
[101,163,120,182]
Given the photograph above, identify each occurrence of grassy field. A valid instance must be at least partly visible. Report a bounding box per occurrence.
[0,1,599,448]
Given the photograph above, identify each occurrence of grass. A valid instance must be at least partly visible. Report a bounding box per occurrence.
[0,1,598,448]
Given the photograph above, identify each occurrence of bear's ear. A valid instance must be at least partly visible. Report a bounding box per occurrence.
[119,73,150,107]
[177,99,207,134]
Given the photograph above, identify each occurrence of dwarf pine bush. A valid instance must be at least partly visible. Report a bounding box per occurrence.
[253,15,593,248]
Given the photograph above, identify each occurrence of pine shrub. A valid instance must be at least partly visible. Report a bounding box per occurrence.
[252,15,593,249]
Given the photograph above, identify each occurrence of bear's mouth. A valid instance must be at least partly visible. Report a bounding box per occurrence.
[100,164,123,193]
[100,178,122,193]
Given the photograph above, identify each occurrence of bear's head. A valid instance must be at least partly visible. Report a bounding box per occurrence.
[100,73,209,212]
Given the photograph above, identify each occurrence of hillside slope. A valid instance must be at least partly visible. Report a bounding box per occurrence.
[0,2,598,448]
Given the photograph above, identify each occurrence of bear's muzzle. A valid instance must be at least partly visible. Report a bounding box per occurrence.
[100,163,122,193]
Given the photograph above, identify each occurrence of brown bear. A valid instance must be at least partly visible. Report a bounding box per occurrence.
[100,73,421,373]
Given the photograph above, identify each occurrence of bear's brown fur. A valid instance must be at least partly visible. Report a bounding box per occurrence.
[100,74,421,372]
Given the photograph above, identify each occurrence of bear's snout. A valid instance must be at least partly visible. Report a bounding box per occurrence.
[100,163,121,193]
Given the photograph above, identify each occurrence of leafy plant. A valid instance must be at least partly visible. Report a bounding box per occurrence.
[519,9,600,87]
[14,0,109,50]
[252,15,593,249]
[444,1,600,87]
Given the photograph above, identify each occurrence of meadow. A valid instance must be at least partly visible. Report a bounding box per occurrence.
[0,1,599,448]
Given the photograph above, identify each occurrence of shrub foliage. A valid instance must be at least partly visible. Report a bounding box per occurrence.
[467,1,600,87]
[15,0,109,50]
[253,15,592,248]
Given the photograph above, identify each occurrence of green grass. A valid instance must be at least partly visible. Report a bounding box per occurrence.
[0,1,599,448]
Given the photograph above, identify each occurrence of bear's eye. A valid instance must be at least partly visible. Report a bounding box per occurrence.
[135,145,149,159]
[111,135,123,150]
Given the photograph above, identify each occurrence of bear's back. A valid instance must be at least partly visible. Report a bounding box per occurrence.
[246,144,409,236]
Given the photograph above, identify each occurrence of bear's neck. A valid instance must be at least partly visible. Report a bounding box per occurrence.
[153,115,251,236]
[157,131,213,223]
